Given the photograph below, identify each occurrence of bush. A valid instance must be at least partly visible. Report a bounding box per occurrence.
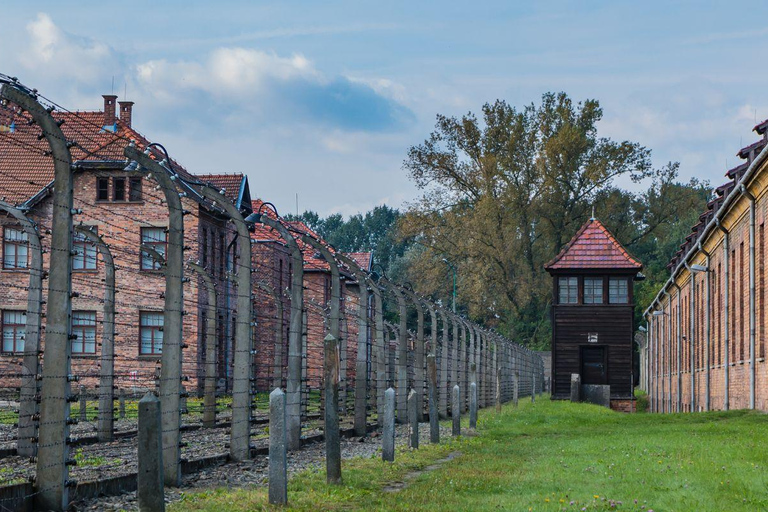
[634,387,649,412]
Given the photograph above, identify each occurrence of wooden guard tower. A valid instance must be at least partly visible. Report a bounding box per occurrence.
[545,217,642,410]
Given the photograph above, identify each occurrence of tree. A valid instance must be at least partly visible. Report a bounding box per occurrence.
[399,93,661,347]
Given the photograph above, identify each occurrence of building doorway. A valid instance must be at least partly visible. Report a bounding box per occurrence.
[581,346,607,385]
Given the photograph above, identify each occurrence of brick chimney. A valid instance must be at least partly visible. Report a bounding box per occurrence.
[102,94,117,127]
[118,101,134,128]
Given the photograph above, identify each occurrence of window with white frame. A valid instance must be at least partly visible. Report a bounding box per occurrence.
[609,277,629,304]
[71,311,97,354]
[1,310,26,353]
[140,311,163,355]
[72,230,98,271]
[3,227,28,269]
[584,277,604,304]
[141,227,167,270]
[558,277,578,304]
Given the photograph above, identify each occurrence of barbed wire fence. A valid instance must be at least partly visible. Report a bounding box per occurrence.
[0,76,545,511]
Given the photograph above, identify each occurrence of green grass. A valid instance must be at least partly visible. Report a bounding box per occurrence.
[170,396,768,512]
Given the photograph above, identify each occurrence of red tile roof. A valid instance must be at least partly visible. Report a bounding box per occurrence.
[196,173,244,204]
[0,99,193,206]
[545,218,642,271]
[344,251,372,271]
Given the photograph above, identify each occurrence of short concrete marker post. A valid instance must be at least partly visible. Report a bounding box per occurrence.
[495,367,502,413]
[119,388,126,419]
[452,385,461,437]
[138,392,164,512]
[469,382,478,429]
[408,389,419,449]
[269,388,287,505]
[427,354,440,444]
[513,372,519,407]
[324,334,342,484]
[570,374,581,402]
[382,387,396,462]
[79,386,87,422]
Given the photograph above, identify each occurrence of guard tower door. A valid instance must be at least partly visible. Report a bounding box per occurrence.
[581,346,607,385]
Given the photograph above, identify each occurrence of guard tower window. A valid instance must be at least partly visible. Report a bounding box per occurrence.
[609,277,629,304]
[558,277,578,304]
[584,277,603,304]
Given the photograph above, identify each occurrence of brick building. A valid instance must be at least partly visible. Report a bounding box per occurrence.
[645,119,768,413]
[0,94,251,395]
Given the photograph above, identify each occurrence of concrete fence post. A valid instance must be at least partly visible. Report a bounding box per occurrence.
[513,371,519,407]
[438,310,449,419]
[0,200,44,459]
[79,386,87,422]
[199,185,253,461]
[189,262,218,429]
[125,145,184,486]
[119,388,126,419]
[323,334,342,484]
[408,389,419,449]
[74,226,116,443]
[452,385,461,437]
[257,215,304,451]
[382,387,396,462]
[381,280,408,423]
[469,381,478,429]
[427,353,440,444]
[402,288,425,421]
[496,366,502,413]
[2,82,74,511]
[335,253,370,437]
[369,279,386,428]
[138,393,165,512]
[269,388,288,505]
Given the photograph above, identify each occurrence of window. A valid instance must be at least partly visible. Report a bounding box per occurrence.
[97,177,109,201]
[141,227,167,270]
[3,227,28,269]
[113,177,126,201]
[1,310,25,353]
[584,277,603,304]
[128,177,142,202]
[71,311,96,354]
[97,176,142,203]
[558,277,577,304]
[72,229,97,271]
[219,233,225,277]
[140,311,163,355]
[609,277,628,304]
[201,228,208,267]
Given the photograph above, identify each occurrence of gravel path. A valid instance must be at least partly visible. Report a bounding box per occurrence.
[72,422,453,511]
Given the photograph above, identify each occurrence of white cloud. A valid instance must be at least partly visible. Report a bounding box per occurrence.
[22,13,116,82]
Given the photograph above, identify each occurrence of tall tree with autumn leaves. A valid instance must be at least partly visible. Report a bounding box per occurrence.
[398,92,709,347]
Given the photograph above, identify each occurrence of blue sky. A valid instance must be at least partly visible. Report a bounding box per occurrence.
[2,1,767,216]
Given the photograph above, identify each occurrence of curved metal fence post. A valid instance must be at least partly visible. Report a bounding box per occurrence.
[402,287,425,421]
[438,309,449,418]
[189,262,218,428]
[0,200,44,458]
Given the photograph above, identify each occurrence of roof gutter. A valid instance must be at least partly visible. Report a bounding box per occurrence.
[644,142,768,316]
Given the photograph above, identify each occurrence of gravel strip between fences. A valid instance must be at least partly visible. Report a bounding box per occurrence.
[73,422,453,511]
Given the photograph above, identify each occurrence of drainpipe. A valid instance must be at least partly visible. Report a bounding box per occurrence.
[662,289,673,414]
[698,242,711,412]
[669,281,682,412]
[648,312,655,412]
[741,184,756,410]
[715,218,730,411]
[684,261,696,412]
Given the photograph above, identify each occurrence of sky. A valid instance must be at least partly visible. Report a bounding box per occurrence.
[1,1,767,217]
